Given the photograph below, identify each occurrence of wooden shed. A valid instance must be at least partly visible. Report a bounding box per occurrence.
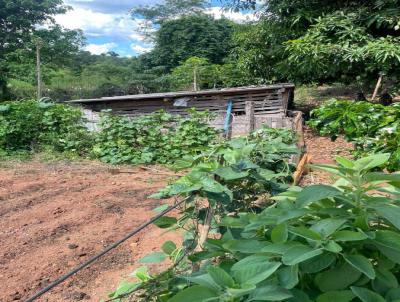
[68,84,299,136]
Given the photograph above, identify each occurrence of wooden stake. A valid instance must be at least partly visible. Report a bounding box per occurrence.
[293,153,312,185]
[371,74,383,101]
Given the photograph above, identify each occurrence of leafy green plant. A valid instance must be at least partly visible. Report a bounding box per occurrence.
[118,153,400,302]
[92,109,219,165]
[106,126,301,301]
[308,99,400,171]
[0,100,91,155]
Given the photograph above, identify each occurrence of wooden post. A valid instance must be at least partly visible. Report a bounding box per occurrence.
[36,42,42,100]
[245,100,255,134]
[193,67,198,91]
[372,74,383,101]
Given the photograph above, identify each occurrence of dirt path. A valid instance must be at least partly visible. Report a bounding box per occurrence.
[0,161,180,302]
[300,128,353,185]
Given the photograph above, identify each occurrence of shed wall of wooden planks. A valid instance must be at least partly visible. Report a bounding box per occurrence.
[71,84,296,135]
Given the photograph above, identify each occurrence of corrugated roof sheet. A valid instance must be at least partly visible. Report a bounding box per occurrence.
[67,84,295,104]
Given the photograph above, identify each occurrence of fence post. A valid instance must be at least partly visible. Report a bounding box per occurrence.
[245,100,255,134]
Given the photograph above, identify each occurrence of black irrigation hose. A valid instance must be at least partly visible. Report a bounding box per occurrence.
[24,198,187,302]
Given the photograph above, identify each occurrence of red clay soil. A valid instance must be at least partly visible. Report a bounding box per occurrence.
[300,127,354,185]
[0,160,181,302]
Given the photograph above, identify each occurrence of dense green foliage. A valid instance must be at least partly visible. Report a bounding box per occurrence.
[92,109,219,165]
[106,126,300,301]
[149,14,235,71]
[109,147,400,302]
[0,101,224,166]
[308,99,400,171]
[0,0,68,98]
[0,100,91,154]
[227,0,400,88]
[2,0,400,102]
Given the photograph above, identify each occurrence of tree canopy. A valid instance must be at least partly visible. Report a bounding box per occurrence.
[2,0,400,101]
[228,0,400,86]
[149,14,235,71]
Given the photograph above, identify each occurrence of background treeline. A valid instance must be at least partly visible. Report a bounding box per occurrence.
[1,0,400,102]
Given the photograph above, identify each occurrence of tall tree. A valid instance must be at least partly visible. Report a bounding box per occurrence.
[149,14,235,71]
[227,0,400,86]
[0,0,68,98]
[132,0,208,34]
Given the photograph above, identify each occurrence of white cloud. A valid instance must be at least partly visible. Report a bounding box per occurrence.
[131,44,153,54]
[54,4,257,56]
[205,7,258,23]
[84,42,117,54]
[54,7,144,39]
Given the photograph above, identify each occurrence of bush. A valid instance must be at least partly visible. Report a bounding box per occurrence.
[0,100,91,154]
[308,99,400,170]
[92,109,220,165]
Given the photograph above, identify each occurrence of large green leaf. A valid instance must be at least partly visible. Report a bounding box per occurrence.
[335,156,354,168]
[315,262,362,292]
[282,246,323,265]
[300,253,336,273]
[323,240,343,253]
[109,281,141,299]
[153,216,177,229]
[208,266,235,288]
[288,289,312,302]
[162,241,177,255]
[186,274,220,291]
[232,261,281,285]
[386,288,400,302]
[261,242,304,255]
[231,255,273,271]
[310,218,347,238]
[373,230,400,264]
[272,223,288,243]
[372,204,400,231]
[200,176,228,193]
[375,267,398,289]
[168,285,218,302]
[288,226,322,241]
[139,252,167,263]
[214,167,249,180]
[353,153,390,172]
[226,284,256,298]
[223,240,271,254]
[247,284,293,301]
[316,290,355,302]
[277,265,299,289]
[296,185,342,208]
[351,286,385,302]
[343,254,376,279]
[332,230,368,242]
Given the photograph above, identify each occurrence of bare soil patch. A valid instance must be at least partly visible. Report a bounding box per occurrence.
[0,160,180,302]
[300,127,353,185]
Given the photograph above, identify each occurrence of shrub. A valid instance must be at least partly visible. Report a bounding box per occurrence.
[0,100,91,154]
[308,99,400,170]
[92,109,220,165]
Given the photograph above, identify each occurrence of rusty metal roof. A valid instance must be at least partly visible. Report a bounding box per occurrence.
[67,84,295,104]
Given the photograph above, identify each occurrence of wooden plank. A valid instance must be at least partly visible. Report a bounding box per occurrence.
[292,153,312,185]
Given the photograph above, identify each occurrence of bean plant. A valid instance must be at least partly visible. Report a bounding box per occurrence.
[108,153,400,302]
[92,109,219,165]
[308,99,400,171]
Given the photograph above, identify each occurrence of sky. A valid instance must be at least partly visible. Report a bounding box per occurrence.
[54,0,256,57]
